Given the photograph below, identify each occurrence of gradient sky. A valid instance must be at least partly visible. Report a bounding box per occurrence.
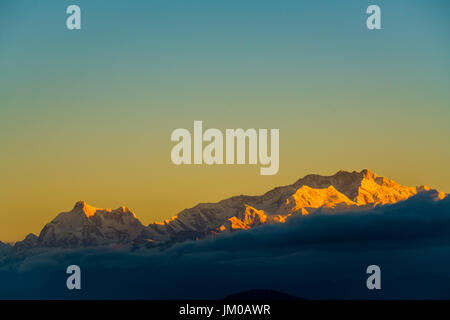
[1,0,449,242]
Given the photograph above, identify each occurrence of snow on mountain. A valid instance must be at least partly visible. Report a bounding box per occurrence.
[10,169,448,251]
[33,201,145,249]
[141,169,446,243]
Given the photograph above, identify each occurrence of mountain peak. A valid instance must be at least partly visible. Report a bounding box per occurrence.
[34,201,143,249]
[360,169,378,179]
[294,169,369,200]
[73,200,98,217]
[291,169,438,207]
[333,169,376,179]
[72,201,135,218]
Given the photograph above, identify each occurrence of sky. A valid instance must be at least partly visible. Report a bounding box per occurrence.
[1,0,449,242]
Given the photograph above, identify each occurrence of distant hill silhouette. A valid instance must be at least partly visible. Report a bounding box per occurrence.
[223,289,305,300]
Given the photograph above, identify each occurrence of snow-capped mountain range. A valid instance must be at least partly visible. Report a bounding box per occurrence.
[10,169,447,252]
